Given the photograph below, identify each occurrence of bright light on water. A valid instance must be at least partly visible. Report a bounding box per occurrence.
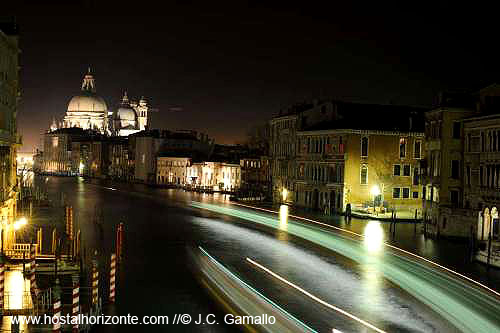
[363,221,384,253]
[279,204,288,231]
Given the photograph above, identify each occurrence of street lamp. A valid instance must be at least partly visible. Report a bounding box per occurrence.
[282,188,288,203]
[14,217,27,231]
[370,185,381,214]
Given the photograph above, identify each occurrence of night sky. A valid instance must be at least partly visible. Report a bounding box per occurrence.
[11,2,500,151]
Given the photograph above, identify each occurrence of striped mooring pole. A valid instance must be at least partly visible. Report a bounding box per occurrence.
[30,244,39,296]
[53,279,62,333]
[72,277,79,333]
[92,255,99,306]
[109,253,116,303]
[0,255,5,312]
[66,206,74,257]
[116,223,124,263]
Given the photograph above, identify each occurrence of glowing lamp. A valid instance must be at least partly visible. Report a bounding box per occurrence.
[282,188,288,201]
[370,185,381,196]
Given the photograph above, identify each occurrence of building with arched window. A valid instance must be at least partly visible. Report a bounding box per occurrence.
[270,99,426,215]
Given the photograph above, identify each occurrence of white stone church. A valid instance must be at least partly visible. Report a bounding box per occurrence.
[50,68,149,136]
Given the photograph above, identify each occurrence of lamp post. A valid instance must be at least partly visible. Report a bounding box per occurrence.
[282,188,288,204]
[370,185,381,215]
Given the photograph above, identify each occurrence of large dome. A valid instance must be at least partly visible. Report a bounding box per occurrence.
[67,93,108,113]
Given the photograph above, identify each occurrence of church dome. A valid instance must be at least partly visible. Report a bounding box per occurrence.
[116,106,136,121]
[66,69,108,113]
[67,93,108,113]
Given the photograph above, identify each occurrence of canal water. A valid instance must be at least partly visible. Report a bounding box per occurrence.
[31,176,500,332]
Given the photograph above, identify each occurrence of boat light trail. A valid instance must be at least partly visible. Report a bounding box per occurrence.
[232,202,500,299]
[246,257,387,333]
[198,246,318,333]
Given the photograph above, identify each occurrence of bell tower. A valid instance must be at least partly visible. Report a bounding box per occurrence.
[136,96,148,131]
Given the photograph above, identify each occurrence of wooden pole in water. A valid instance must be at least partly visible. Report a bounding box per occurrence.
[116,223,124,263]
[51,228,57,255]
[487,221,492,269]
[0,255,4,312]
[30,243,39,296]
[53,279,62,333]
[72,276,79,333]
[75,230,81,259]
[37,228,42,255]
[109,253,116,303]
[92,252,99,306]
[66,206,74,257]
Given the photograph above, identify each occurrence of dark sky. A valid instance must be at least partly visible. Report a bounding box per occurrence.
[11,2,500,151]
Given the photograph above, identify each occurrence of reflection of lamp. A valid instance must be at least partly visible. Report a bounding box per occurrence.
[279,204,289,230]
[370,185,381,214]
[364,220,384,253]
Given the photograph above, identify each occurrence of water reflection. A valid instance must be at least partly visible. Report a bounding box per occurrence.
[361,221,384,315]
[279,205,289,231]
[363,221,384,254]
[1,267,29,332]
[277,204,289,242]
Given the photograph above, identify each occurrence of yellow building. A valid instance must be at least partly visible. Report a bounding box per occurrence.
[271,99,426,217]
[296,129,425,215]
[0,24,20,250]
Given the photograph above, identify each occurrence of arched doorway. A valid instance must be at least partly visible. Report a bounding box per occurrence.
[484,208,491,240]
[492,207,499,240]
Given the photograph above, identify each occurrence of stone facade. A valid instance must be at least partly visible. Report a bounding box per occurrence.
[270,99,426,215]
[422,86,500,238]
[187,162,241,191]
[156,157,191,186]
[296,129,424,214]
[0,25,20,250]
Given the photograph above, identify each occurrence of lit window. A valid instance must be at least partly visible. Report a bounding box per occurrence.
[360,165,368,185]
[399,138,407,158]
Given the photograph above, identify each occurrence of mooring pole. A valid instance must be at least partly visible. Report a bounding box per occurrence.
[109,253,116,303]
[0,255,5,312]
[53,279,62,333]
[92,251,99,307]
[72,275,79,333]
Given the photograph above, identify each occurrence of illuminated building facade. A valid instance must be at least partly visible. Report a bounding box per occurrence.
[0,24,20,250]
[422,87,500,238]
[63,68,109,133]
[271,100,426,215]
[187,162,241,191]
[156,156,191,186]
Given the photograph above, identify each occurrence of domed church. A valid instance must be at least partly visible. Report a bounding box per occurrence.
[53,68,149,136]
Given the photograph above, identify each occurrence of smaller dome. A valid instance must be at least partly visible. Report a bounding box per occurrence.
[116,107,136,121]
